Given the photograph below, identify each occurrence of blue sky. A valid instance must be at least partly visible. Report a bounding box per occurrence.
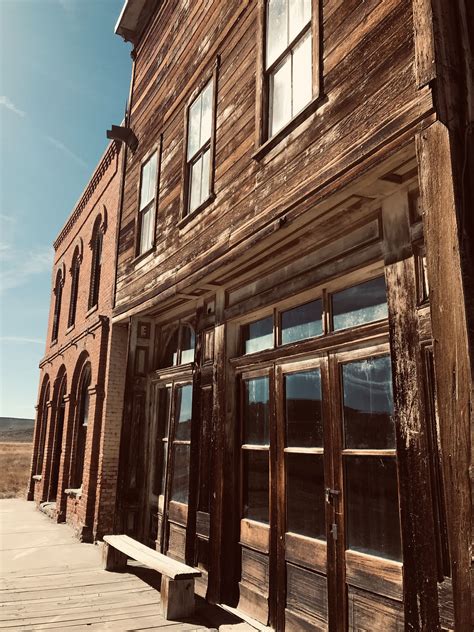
[0,0,131,419]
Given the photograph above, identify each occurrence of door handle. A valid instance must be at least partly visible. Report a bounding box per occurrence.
[325,487,340,504]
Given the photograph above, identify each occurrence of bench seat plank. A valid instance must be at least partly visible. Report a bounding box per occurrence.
[103,535,201,580]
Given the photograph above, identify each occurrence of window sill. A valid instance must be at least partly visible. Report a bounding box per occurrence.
[66,324,75,335]
[32,474,42,482]
[252,95,325,162]
[86,304,98,319]
[50,339,58,348]
[178,193,216,232]
[64,487,82,498]
[133,245,155,268]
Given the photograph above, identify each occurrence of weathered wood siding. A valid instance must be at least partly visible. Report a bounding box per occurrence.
[114,0,431,314]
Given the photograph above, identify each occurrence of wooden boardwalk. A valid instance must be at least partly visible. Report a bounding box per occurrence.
[0,500,254,631]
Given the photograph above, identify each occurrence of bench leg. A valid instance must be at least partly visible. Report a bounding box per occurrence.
[160,576,195,620]
[102,543,128,571]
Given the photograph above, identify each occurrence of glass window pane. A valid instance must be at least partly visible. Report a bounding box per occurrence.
[267,0,288,68]
[140,153,157,210]
[281,299,322,345]
[171,444,190,503]
[286,453,325,539]
[242,316,274,354]
[345,455,401,561]
[201,81,213,144]
[243,450,269,523]
[175,384,193,441]
[243,377,270,445]
[332,276,388,331]
[189,155,203,214]
[160,441,168,498]
[270,55,292,135]
[200,147,211,203]
[139,205,154,254]
[161,329,179,368]
[285,370,323,447]
[342,356,395,450]
[292,30,312,115]
[289,0,311,42]
[180,325,195,364]
[187,95,202,159]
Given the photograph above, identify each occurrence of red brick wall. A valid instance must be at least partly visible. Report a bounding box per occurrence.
[29,142,127,540]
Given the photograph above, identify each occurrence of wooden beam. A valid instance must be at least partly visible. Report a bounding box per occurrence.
[416,121,473,632]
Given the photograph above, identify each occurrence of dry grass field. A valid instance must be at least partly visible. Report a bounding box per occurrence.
[0,442,32,499]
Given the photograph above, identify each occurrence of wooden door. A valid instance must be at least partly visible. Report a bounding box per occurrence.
[277,358,331,631]
[237,367,274,625]
[331,345,404,630]
[146,382,172,548]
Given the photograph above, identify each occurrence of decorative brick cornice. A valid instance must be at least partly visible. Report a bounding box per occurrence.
[53,142,119,251]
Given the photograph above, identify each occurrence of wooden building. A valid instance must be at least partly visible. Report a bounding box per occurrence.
[103,0,472,630]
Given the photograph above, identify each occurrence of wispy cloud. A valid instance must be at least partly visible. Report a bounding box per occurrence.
[0,245,53,294]
[0,96,26,118]
[44,134,88,169]
[0,336,44,345]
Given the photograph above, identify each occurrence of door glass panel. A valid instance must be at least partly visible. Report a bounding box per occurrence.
[243,450,269,523]
[281,299,323,345]
[175,384,193,441]
[242,316,274,354]
[342,356,395,449]
[285,370,323,447]
[243,377,270,445]
[332,276,388,331]
[286,453,325,539]
[345,455,401,561]
[153,387,171,496]
[171,444,190,503]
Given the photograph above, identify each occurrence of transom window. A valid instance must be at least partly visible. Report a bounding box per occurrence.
[138,152,158,255]
[186,80,214,216]
[158,323,196,368]
[266,0,313,136]
[241,276,388,354]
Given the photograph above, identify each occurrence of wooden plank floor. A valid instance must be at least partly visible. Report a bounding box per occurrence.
[0,500,254,631]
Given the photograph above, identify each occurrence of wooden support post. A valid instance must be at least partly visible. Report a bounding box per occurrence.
[160,576,195,620]
[417,121,473,632]
[382,190,441,631]
[102,542,128,571]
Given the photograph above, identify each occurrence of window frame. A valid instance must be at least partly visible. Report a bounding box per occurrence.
[51,269,64,343]
[254,0,322,159]
[180,58,220,224]
[88,219,104,311]
[71,363,91,489]
[67,250,81,329]
[135,142,161,259]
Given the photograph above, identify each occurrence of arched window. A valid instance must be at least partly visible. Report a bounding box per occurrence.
[67,250,80,328]
[72,363,91,488]
[51,269,63,342]
[35,378,50,475]
[159,323,195,368]
[88,219,103,310]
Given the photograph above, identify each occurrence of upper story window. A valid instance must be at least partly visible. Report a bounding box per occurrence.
[67,250,81,328]
[88,219,103,310]
[255,0,320,152]
[184,78,216,216]
[51,269,64,342]
[137,152,158,255]
[267,0,312,136]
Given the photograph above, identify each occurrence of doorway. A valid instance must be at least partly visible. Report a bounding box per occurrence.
[235,342,403,630]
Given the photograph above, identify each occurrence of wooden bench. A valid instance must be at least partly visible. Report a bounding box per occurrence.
[102,534,201,620]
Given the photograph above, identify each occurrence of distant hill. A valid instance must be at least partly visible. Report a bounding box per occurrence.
[0,417,34,443]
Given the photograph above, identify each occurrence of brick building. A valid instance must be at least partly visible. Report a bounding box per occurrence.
[28,140,128,542]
